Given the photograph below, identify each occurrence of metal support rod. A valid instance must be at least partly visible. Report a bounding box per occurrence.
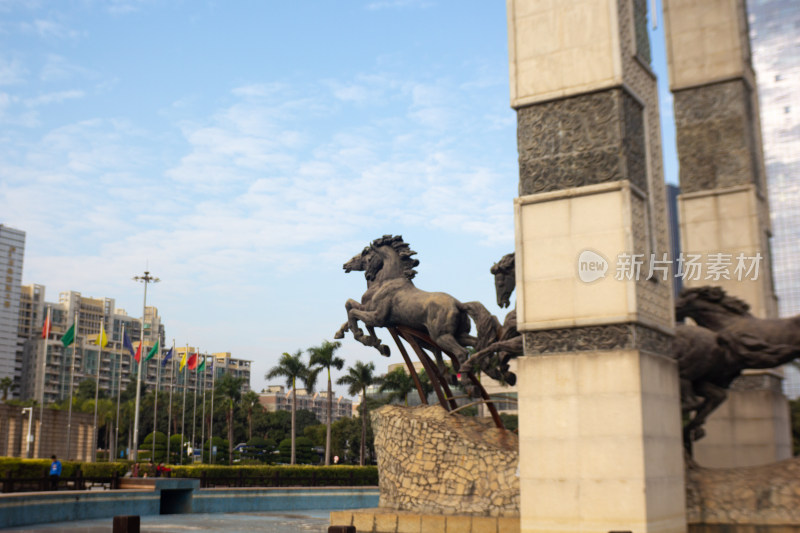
[131,270,159,463]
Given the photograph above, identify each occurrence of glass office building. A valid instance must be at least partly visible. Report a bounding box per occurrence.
[748,0,800,397]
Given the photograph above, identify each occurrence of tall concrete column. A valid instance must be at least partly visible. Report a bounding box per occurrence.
[508,1,686,532]
[663,0,791,467]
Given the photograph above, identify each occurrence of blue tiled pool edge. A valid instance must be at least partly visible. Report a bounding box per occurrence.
[0,484,380,528]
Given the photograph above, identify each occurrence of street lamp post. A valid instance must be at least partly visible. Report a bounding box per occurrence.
[131,270,160,462]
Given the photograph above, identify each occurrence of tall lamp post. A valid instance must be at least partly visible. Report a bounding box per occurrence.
[131,270,160,462]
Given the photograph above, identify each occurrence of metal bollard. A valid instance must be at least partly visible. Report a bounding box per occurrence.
[328,526,356,533]
[113,515,140,533]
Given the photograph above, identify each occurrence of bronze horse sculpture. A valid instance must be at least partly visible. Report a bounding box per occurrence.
[333,235,500,370]
[461,252,522,384]
[462,257,776,453]
[676,286,800,450]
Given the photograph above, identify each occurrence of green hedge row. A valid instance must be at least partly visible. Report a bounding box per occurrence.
[0,458,128,478]
[169,464,378,485]
[0,458,377,486]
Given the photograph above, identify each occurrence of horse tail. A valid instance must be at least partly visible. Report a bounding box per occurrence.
[461,301,501,351]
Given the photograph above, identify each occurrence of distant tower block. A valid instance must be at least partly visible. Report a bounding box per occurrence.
[508,1,685,533]
[663,0,791,468]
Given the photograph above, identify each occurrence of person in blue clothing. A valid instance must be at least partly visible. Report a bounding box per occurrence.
[49,455,62,490]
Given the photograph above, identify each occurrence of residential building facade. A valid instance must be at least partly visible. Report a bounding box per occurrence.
[258,385,353,424]
[0,225,25,396]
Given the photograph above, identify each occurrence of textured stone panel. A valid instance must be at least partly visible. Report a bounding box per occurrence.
[523,323,672,356]
[517,88,647,195]
[685,456,800,525]
[372,405,519,517]
[674,79,762,194]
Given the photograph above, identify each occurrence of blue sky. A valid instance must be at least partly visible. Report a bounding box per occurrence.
[1,0,678,397]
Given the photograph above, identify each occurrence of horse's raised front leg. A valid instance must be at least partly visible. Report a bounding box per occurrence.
[348,305,390,354]
[344,298,365,341]
[333,322,349,339]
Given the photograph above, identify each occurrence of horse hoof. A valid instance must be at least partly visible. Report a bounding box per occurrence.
[333,331,344,339]
[379,345,391,357]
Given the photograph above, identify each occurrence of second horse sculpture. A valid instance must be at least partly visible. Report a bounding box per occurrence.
[334,235,500,368]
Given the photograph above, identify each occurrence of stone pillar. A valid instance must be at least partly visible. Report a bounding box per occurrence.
[663,0,790,467]
[508,1,686,532]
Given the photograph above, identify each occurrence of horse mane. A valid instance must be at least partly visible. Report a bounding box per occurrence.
[681,286,751,315]
[372,235,419,280]
[490,252,515,275]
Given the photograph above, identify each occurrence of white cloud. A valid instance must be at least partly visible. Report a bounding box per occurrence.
[0,57,26,85]
[24,89,84,107]
[20,18,81,39]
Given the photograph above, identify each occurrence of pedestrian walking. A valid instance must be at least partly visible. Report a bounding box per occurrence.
[49,455,62,490]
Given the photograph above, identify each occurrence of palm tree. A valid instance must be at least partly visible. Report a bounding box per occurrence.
[308,340,345,465]
[266,350,315,465]
[378,366,415,406]
[0,377,15,401]
[337,360,376,466]
[214,373,245,465]
[241,390,262,441]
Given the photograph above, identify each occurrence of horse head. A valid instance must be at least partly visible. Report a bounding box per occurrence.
[675,286,751,329]
[490,253,515,308]
[344,246,370,273]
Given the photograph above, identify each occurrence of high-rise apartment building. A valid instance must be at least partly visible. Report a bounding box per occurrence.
[0,225,25,396]
[748,0,800,398]
[19,286,252,404]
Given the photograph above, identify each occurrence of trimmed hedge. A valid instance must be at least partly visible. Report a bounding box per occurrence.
[0,458,128,478]
[169,464,378,486]
[0,459,377,486]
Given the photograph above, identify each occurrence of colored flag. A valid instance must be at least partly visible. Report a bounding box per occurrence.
[95,323,108,348]
[41,311,51,339]
[179,350,187,371]
[197,355,206,372]
[123,331,136,358]
[187,353,198,370]
[145,340,159,361]
[134,343,142,363]
[61,323,75,347]
[161,347,174,367]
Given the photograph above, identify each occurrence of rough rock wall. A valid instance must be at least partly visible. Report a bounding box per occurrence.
[371,405,519,516]
[686,456,800,525]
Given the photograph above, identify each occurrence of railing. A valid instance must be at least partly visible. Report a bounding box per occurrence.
[1,471,121,494]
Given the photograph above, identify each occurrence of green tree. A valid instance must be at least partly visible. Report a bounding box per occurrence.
[266,350,315,465]
[0,376,15,401]
[241,390,262,441]
[308,339,345,465]
[337,360,376,465]
[214,373,245,465]
[378,366,415,406]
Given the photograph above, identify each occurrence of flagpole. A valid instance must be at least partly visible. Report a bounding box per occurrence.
[181,343,188,464]
[166,339,175,465]
[152,340,161,462]
[37,306,51,459]
[92,313,104,463]
[200,355,206,463]
[115,324,126,461]
[209,355,215,465]
[131,270,159,463]
[191,348,198,462]
[66,310,79,461]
